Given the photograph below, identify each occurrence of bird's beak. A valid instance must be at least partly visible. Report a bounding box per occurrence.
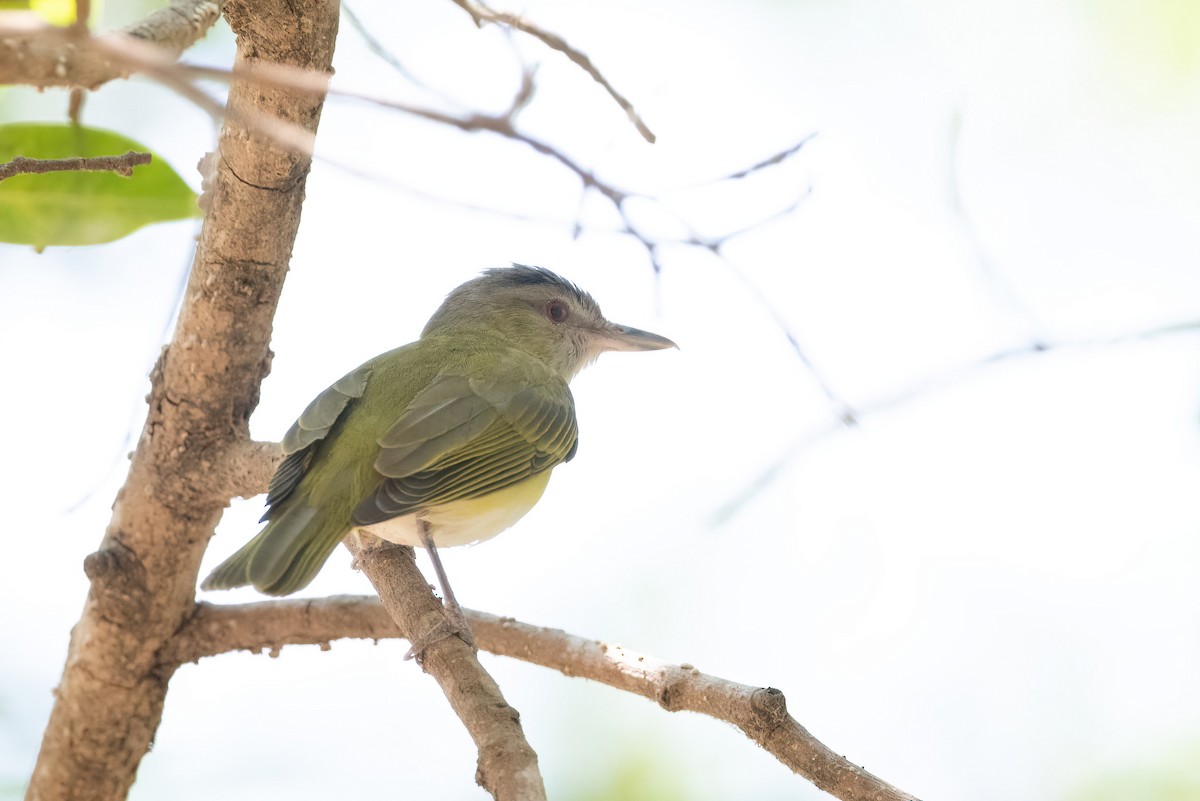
[595,322,678,352]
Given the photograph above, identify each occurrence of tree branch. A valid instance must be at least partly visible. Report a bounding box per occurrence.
[475,617,917,801]
[168,596,398,661]
[218,438,282,500]
[343,538,548,801]
[0,0,221,89]
[47,35,844,428]
[714,318,1200,523]
[0,151,149,181]
[449,0,655,143]
[167,596,920,801]
[23,1,340,799]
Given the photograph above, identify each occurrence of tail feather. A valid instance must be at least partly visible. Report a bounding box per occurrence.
[202,502,349,596]
[201,533,261,591]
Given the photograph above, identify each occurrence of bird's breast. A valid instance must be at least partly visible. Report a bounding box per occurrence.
[356,471,554,548]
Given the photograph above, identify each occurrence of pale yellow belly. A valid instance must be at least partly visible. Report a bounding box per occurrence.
[357,471,553,548]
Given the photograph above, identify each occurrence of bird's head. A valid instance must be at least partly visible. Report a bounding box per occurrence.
[422,265,676,380]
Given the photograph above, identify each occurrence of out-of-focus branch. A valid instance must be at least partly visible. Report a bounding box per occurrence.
[76,47,840,425]
[168,597,921,801]
[44,5,851,452]
[341,2,459,105]
[947,108,1047,347]
[449,0,655,143]
[715,318,1200,523]
[709,133,818,182]
[71,0,90,33]
[0,0,221,89]
[0,150,149,181]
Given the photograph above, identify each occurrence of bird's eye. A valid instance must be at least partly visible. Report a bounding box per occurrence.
[546,299,569,323]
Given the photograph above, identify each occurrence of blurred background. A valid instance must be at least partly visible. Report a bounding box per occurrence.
[2,0,1199,799]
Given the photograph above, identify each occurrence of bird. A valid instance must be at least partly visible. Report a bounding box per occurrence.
[202,264,675,653]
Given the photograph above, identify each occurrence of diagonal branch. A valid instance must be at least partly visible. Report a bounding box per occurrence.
[167,596,920,801]
[343,538,547,801]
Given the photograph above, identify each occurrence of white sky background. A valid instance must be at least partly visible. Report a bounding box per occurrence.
[2,0,1199,799]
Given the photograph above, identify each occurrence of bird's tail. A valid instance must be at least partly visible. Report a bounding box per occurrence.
[201,502,348,596]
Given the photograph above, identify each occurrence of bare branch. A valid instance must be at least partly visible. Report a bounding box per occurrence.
[476,614,918,801]
[167,596,397,661]
[718,256,859,426]
[715,318,1200,523]
[858,318,1200,415]
[344,538,547,801]
[219,439,282,500]
[0,0,221,89]
[661,187,859,427]
[70,42,846,434]
[0,150,150,181]
[340,2,462,106]
[168,597,921,801]
[85,35,321,157]
[946,108,1047,348]
[450,0,655,143]
[712,133,818,182]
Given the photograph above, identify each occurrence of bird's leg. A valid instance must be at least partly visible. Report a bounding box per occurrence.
[404,518,475,661]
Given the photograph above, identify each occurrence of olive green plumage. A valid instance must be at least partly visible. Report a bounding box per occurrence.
[202,265,675,596]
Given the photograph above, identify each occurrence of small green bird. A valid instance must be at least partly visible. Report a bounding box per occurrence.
[202,265,675,630]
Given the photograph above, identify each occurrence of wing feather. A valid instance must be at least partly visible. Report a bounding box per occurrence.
[352,360,577,526]
[265,364,371,516]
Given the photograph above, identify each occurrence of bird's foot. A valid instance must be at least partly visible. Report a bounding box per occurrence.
[404,604,475,662]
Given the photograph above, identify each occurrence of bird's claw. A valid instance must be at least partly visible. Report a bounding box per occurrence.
[404,607,475,662]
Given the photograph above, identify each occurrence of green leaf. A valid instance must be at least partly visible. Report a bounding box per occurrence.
[0,123,200,249]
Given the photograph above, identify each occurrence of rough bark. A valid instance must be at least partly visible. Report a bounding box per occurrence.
[167,597,922,801]
[346,541,549,801]
[24,2,339,799]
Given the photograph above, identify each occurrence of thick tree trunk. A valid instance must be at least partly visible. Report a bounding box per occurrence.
[25,3,339,798]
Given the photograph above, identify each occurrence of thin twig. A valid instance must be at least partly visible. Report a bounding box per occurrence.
[79,29,844,425]
[712,133,818,182]
[168,597,920,801]
[947,107,1047,347]
[67,87,87,123]
[0,151,151,181]
[713,317,1200,522]
[712,252,859,426]
[340,2,463,107]
[450,0,655,143]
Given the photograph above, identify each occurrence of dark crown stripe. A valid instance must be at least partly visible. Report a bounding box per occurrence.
[481,264,598,314]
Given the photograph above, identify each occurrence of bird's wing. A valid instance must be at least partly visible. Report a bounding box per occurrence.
[352,366,578,525]
[261,364,372,517]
